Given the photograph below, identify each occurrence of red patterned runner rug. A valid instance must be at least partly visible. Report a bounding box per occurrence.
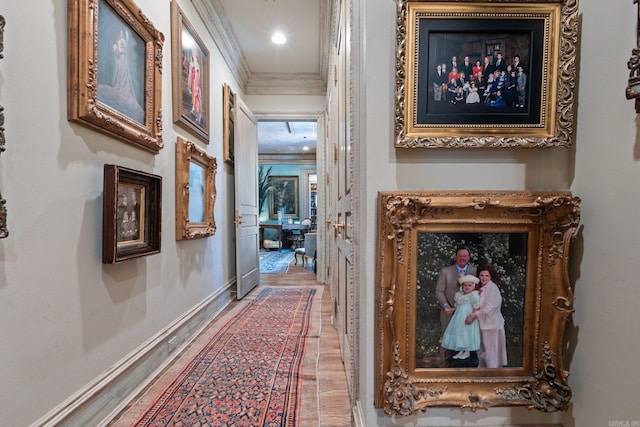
[132,287,318,427]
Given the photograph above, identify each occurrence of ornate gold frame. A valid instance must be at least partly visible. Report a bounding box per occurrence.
[222,83,235,166]
[395,0,578,148]
[171,0,210,143]
[67,0,164,153]
[175,137,217,240]
[375,191,580,414]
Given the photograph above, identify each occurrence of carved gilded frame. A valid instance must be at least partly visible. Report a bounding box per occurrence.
[375,191,580,414]
[222,83,235,167]
[395,0,578,148]
[171,0,210,143]
[175,137,217,240]
[67,0,164,153]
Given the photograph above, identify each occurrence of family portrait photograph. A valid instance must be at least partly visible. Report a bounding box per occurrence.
[414,232,527,370]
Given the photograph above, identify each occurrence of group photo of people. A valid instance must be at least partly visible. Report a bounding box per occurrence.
[415,232,528,369]
[423,33,532,115]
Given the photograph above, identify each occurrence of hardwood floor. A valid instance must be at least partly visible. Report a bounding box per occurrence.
[262,260,352,427]
[108,257,352,426]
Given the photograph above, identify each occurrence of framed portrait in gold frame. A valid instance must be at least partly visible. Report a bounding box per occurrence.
[374,191,580,414]
[395,0,578,148]
[67,0,164,153]
[175,137,217,240]
[171,0,210,143]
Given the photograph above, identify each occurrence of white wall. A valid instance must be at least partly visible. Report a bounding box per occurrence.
[359,0,640,425]
[0,1,240,425]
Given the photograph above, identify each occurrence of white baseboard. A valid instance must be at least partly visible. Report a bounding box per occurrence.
[32,282,236,427]
[352,399,366,427]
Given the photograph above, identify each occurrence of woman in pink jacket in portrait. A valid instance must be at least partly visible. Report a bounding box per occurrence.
[466,263,508,368]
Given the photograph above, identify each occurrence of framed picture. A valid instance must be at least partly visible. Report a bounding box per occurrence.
[395,0,578,148]
[175,137,217,240]
[222,83,235,166]
[171,0,210,143]
[268,176,299,220]
[374,191,581,414]
[102,165,162,263]
[67,0,164,153]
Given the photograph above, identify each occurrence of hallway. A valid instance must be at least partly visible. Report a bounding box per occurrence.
[108,259,352,426]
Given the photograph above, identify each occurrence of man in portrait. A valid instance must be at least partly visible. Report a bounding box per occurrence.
[435,245,477,367]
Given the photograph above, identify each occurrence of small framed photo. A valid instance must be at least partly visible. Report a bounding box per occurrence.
[222,83,235,166]
[395,0,578,148]
[268,176,299,220]
[171,0,210,143]
[175,137,217,240]
[374,191,581,414]
[102,165,162,263]
[67,0,164,153]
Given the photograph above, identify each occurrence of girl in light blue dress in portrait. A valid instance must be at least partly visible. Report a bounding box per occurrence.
[441,275,481,360]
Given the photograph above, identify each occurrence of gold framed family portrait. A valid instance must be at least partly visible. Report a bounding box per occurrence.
[394,0,578,148]
[374,191,580,414]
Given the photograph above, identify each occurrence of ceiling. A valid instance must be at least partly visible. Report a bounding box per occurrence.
[194,0,328,155]
[257,120,317,154]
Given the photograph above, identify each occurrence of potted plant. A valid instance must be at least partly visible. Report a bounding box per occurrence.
[258,165,274,218]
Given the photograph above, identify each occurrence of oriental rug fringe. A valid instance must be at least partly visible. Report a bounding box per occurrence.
[130,286,321,427]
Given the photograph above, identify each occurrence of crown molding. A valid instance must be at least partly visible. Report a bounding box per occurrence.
[247,73,326,96]
[192,0,250,90]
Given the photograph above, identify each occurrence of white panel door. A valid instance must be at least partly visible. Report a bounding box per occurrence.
[234,94,260,299]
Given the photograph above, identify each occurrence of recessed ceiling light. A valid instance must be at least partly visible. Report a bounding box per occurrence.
[271,32,286,45]
[303,146,310,151]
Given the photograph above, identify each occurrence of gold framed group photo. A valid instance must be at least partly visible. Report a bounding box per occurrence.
[395,0,578,148]
[374,191,580,414]
[67,0,164,153]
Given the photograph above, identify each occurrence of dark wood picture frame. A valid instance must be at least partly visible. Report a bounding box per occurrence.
[395,0,578,148]
[375,191,581,414]
[171,0,210,143]
[222,83,235,167]
[175,137,217,240]
[103,165,162,263]
[67,0,164,153]
[268,176,299,220]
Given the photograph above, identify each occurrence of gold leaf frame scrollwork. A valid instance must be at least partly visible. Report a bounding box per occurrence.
[394,0,579,148]
[374,191,580,414]
[67,0,164,153]
[175,137,217,240]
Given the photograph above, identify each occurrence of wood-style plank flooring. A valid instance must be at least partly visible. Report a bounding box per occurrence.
[262,259,352,427]
[108,256,352,426]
